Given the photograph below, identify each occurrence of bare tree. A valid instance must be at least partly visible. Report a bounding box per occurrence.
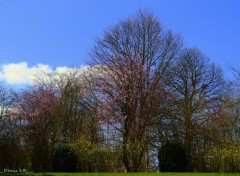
[34,69,100,143]
[0,84,19,171]
[32,70,103,171]
[165,48,225,170]
[17,85,57,172]
[90,11,182,172]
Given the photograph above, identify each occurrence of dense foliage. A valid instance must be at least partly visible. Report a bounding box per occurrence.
[158,143,187,172]
[52,143,77,172]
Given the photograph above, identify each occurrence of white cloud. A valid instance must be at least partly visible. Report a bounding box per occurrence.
[55,66,77,74]
[0,62,82,85]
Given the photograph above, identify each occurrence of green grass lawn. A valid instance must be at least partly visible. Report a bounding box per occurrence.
[2,173,240,176]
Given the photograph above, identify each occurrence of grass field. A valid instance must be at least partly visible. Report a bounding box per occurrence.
[2,173,240,176]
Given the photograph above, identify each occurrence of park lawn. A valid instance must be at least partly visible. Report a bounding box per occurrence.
[2,173,240,176]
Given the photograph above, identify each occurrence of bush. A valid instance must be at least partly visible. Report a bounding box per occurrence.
[158,142,187,172]
[52,143,77,172]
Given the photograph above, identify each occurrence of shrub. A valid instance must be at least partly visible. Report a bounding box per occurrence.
[52,143,77,172]
[158,142,187,172]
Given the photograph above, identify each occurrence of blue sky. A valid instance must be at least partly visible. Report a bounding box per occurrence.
[0,0,240,84]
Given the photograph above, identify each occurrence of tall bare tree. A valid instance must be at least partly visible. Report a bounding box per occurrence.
[165,48,225,170]
[90,11,182,172]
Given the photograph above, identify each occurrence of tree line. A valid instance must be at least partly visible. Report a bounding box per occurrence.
[0,11,240,172]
